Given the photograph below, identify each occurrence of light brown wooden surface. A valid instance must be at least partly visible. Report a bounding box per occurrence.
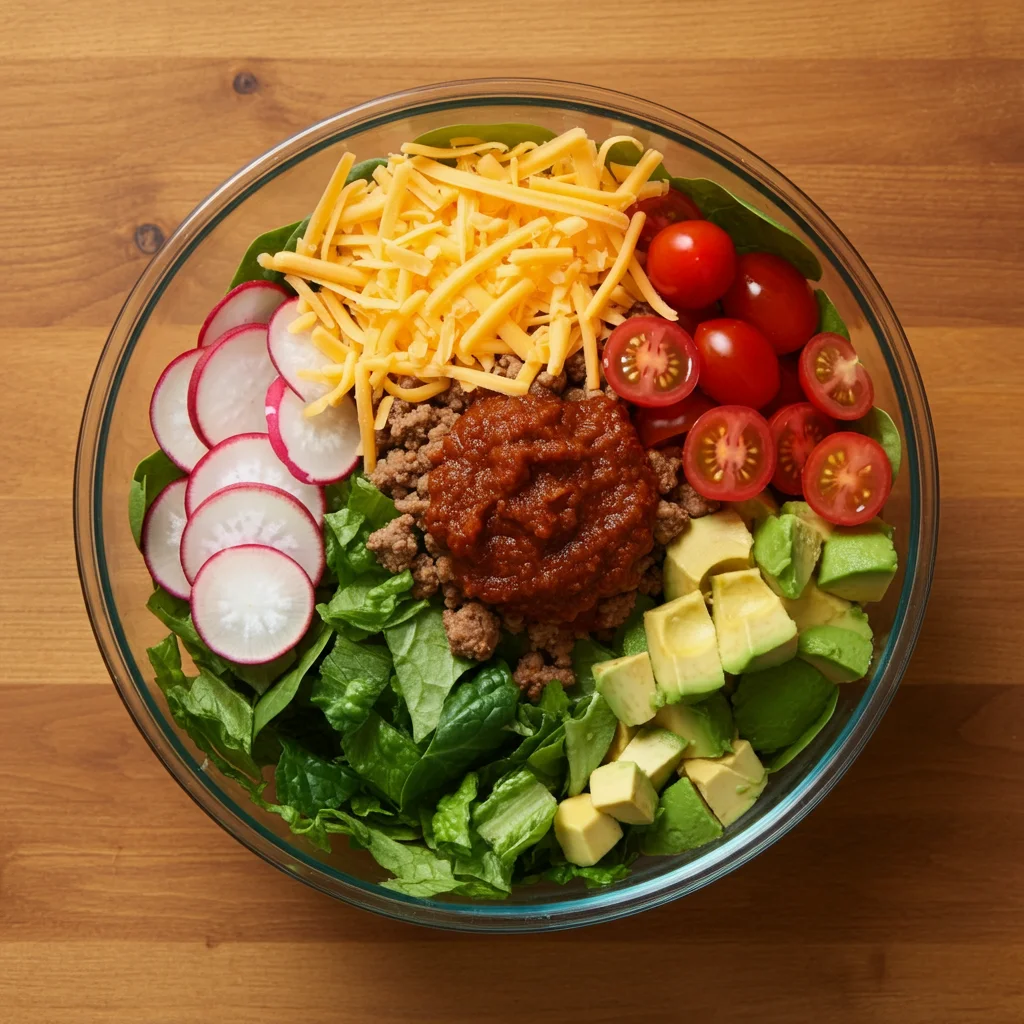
[2,2,1023,1021]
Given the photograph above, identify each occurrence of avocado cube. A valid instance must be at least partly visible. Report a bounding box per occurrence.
[798,625,874,683]
[619,726,688,790]
[663,509,753,600]
[684,745,767,827]
[781,580,854,633]
[780,500,834,543]
[711,568,798,675]
[729,490,780,530]
[638,778,723,855]
[593,653,658,726]
[753,513,822,600]
[603,720,637,764]
[818,520,898,604]
[732,659,837,753]
[655,693,735,760]
[832,605,873,641]
[716,739,767,783]
[644,591,725,704]
[589,761,658,825]
[553,794,623,867]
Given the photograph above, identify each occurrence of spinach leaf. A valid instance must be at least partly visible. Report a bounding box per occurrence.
[571,637,617,694]
[351,793,388,818]
[543,861,631,888]
[229,219,303,289]
[317,572,421,636]
[475,703,562,790]
[767,687,839,773]
[431,772,478,858]
[343,711,421,805]
[853,406,903,478]
[401,661,520,810]
[611,594,656,656]
[602,139,670,181]
[472,768,558,863]
[411,123,556,150]
[274,736,360,819]
[563,692,618,796]
[128,450,184,548]
[253,622,333,737]
[815,288,850,339]
[147,633,188,690]
[386,605,474,742]
[347,157,389,185]
[311,635,394,734]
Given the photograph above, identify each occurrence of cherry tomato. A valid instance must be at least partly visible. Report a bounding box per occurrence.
[602,316,700,408]
[799,333,874,420]
[768,402,837,495]
[634,390,717,448]
[683,405,775,503]
[722,252,819,355]
[802,432,892,526]
[628,189,703,251]
[647,221,737,310]
[673,302,722,337]
[761,354,804,418]
[693,318,780,409]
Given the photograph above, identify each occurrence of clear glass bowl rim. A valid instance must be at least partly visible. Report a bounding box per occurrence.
[74,77,939,931]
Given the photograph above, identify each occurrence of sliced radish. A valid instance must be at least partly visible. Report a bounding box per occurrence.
[187,324,277,448]
[191,545,314,664]
[265,377,360,485]
[186,432,325,520]
[141,478,190,599]
[197,280,289,348]
[267,297,333,401]
[149,349,208,472]
[180,482,324,586]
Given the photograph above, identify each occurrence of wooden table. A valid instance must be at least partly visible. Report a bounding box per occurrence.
[2,1,1022,1020]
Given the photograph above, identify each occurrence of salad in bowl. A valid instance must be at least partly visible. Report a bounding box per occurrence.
[128,117,907,900]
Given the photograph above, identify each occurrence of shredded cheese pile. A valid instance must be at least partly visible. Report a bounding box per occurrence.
[256,128,677,470]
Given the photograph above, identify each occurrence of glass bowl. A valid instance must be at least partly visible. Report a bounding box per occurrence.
[74,78,938,931]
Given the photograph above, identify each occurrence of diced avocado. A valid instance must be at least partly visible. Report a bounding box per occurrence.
[832,604,873,641]
[818,520,898,604]
[716,739,767,784]
[684,744,767,827]
[798,625,874,683]
[553,794,623,867]
[593,653,658,726]
[711,568,798,675]
[765,688,839,773]
[655,693,734,760]
[732,659,837,753]
[853,406,902,478]
[603,721,637,764]
[589,760,658,825]
[753,513,822,600]
[644,592,725,704]
[638,778,723,855]
[781,579,854,633]
[619,726,687,790]
[729,490,779,530]
[663,509,753,600]
[621,616,649,656]
[780,500,834,543]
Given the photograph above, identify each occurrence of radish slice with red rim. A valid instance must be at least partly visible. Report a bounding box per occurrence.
[150,349,208,472]
[267,297,335,401]
[179,482,325,585]
[141,478,190,599]
[265,377,360,485]
[190,545,314,664]
[197,280,289,348]
[187,323,277,447]
[185,432,325,520]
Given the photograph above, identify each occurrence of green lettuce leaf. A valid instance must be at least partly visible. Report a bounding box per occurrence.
[128,450,185,548]
[472,768,558,863]
[431,772,478,858]
[253,622,333,737]
[525,724,567,792]
[563,692,618,796]
[317,572,423,637]
[310,634,394,734]
[542,861,631,888]
[343,711,421,805]
[571,637,617,694]
[274,736,360,819]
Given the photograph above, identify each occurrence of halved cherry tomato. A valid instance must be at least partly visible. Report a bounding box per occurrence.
[647,221,737,310]
[769,402,837,495]
[802,432,892,526]
[761,354,804,418]
[722,252,819,354]
[799,333,874,420]
[602,316,700,408]
[634,390,717,448]
[694,318,780,409]
[682,405,775,502]
[628,189,703,251]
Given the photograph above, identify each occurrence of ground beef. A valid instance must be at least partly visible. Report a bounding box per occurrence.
[443,602,501,661]
[442,582,462,609]
[638,561,663,596]
[435,380,477,412]
[388,403,434,449]
[527,622,576,668]
[394,493,429,523]
[494,354,524,379]
[514,652,576,702]
[563,386,588,402]
[654,500,689,545]
[565,351,588,385]
[529,370,567,397]
[409,553,440,599]
[673,482,721,518]
[365,514,419,574]
[648,447,682,495]
[370,448,426,498]
[593,591,637,631]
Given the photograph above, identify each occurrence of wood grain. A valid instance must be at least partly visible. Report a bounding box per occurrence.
[1,0,1022,1020]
